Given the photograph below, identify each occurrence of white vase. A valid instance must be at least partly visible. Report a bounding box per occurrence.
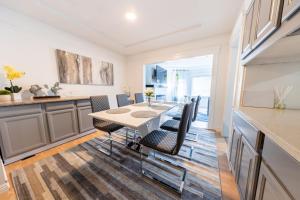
[0,95,11,101]
[11,93,22,101]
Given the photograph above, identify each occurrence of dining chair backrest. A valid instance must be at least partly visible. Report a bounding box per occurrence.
[187,98,196,132]
[134,93,144,103]
[172,102,193,155]
[116,94,130,107]
[90,95,110,125]
[192,96,201,122]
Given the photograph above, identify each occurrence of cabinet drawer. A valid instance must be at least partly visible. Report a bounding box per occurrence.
[282,0,300,21]
[77,106,94,133]
[0,113,48,158]
[255,160,293,200]
[0,104,42,118]
[76,99,91,107]
[236,136,260,200]
[251,0,283,49]
[46,108,79,142]
[45,101,75,111]
[233,112,262,151]
[262,137,300,199]
[229,126,242,177]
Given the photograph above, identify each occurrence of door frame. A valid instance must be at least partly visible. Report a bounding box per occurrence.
[142,46,221,130]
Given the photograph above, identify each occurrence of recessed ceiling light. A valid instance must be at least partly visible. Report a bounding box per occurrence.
[125,11,137,22]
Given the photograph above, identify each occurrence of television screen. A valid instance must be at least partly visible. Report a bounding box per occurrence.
[156,65,167,84]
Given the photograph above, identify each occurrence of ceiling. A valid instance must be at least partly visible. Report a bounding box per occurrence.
[0,0,243,55]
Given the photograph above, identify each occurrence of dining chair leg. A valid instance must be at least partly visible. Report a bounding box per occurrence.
[139,145,144,174]
[109,132,112,156]
[125,128,128,145]
[179,168,187,193]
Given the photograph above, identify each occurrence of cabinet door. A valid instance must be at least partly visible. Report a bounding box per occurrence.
[252,0,283,48]
[236,136,259,200]
[47,108,79,142]
[282,0,300,21]
[0,113,47,158]
[242,0,255,57]
[229,127,242,177]
[77,106,94,133]
[255,161,293,200]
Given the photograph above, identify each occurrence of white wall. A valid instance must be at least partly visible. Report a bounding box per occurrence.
[126,35,230,132]
[0,6,127,107]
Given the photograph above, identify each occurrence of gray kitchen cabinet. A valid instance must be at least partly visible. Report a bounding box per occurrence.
[242,0,256,58]
[47,108,79,142]
[255,161,293,200]
[0,113,48,158]
[229,126,242,177]
[252,0,283,49]
[77,106,94,133]
[236,136,259,200]
[282,0,300,21]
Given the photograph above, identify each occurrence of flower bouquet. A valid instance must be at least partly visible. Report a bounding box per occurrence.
[145,88,155,106]
[3,66,25,101]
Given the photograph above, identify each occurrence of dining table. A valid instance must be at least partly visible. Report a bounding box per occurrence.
[88,102,176,137]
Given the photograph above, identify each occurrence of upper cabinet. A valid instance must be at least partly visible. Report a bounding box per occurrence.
[241,0,300,62]
[282,0,300,21]
[242,1,255,57]
[252,0,283,49]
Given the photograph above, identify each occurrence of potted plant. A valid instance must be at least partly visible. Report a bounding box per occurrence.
[0,90,11,101]
[145,88,155,106]
[3,66,25,101]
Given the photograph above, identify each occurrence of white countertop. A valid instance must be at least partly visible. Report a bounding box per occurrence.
[238,107,300,163]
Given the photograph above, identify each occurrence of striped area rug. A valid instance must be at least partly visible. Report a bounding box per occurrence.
[12,128,221,200]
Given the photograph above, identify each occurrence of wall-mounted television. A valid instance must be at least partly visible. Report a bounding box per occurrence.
[152,65,167,84]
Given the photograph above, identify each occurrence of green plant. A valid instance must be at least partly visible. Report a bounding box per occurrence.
[0,90,11,95]
[5,85,22,93]
[45,82,62,95]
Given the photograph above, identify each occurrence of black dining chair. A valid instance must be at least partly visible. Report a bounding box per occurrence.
[173,96,201,122]
[139,102,194,193]
[116,94,130,107]
[90,95,124,156]
[134,93,144,103]
[160,98,195,133]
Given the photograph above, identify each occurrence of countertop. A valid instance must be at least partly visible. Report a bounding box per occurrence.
[238,107,300,163]
[0,96,90,107]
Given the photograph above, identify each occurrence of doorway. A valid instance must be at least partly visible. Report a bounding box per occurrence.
[144,55,213,128]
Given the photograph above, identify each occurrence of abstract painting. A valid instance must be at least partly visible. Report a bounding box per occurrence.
[56,49,114,85]
[82,56,93,84]
[99,61,114,85]
[56,50,81,84]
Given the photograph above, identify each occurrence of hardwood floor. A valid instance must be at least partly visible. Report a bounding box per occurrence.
[0,130,240,200]
[215,133,240,200]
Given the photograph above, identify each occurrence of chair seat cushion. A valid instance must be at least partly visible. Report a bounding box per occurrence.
[94,120,123,133]
[172,113,181,121]
[160,120,180,132]
[140,130,177,154]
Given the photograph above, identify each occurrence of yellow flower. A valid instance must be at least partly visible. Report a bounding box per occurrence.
[3,66,25,80]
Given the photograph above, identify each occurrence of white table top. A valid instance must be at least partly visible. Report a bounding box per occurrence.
[89,102,176,129]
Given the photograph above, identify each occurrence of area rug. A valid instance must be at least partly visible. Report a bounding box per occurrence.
[12,128,222,200]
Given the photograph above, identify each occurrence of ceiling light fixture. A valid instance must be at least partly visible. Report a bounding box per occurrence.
[125,11,137,22]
